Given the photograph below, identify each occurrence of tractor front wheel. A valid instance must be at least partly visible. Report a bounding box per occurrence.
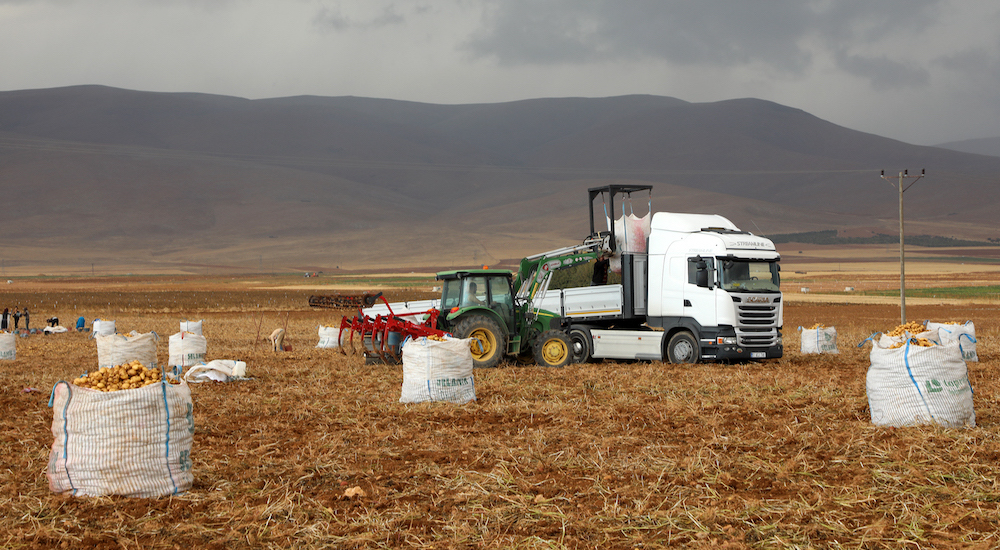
[454,315,505,368]
[534,330,572,368]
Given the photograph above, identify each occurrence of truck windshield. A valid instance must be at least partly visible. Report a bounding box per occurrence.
[718,260,780,292]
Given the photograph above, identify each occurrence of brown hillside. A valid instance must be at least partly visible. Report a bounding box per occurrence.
[1,86,998,273]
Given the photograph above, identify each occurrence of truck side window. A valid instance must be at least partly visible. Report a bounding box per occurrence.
[687,257,714,285]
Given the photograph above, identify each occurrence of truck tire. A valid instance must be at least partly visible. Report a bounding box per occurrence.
[534,330,572,368]
[569,328,592,364]
[454,315,505,369]
[666,331,699,364]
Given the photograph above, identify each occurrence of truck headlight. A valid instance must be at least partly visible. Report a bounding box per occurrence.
[717,336,737,345]
[776,336,783,346]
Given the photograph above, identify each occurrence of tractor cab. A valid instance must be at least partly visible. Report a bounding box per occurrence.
[437,269,516,330]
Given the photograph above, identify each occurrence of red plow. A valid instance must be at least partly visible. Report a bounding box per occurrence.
[337,293,449,363]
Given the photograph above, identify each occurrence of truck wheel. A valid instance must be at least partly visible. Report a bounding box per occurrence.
[667,331,699,364]
[534,330,572,368]
[569,328,592,364]
[454,315,505,368]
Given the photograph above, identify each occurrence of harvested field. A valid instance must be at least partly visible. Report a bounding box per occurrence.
[2,281,1000,549]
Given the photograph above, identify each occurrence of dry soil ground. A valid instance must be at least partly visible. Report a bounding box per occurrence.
[2,274,1000,549]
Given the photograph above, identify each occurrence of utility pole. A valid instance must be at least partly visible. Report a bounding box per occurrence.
[881,169,925,324]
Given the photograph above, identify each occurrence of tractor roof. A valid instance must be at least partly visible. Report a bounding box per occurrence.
[435,269,512,280]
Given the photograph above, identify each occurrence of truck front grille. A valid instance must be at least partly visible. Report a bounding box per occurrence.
[734,296,779,346]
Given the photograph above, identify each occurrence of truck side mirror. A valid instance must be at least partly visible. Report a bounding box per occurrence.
[695,261,712,289]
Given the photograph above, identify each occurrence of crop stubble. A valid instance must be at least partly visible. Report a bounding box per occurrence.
[1,285,999,549]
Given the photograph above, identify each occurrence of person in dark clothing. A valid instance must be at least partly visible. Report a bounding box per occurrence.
[47,317,59,327]
[1,308,8,330]
[591,257,610,286]
[12,308,19,329]
[22,308,29,330]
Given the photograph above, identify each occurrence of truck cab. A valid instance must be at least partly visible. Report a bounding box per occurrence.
[646,213,783,362]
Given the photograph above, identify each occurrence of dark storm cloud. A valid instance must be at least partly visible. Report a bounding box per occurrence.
[464,0,942,84]
[835,51,930,90]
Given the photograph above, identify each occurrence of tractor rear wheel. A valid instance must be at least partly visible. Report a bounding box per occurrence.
[454,315,505,369]
[534,330,572,368]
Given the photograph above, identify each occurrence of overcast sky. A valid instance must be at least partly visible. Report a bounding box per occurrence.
[2,0,999,145]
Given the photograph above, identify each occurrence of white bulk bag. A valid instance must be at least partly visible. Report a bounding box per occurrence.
[864,329,975,428]
[926,320,977,362]
[183,360,247,383]
[168,332,207,369]
[316,325,340,348]
[179,320,203,336]
[799,325,838,354]
[0,332,15,360]
[400,337,476,404]
[609,212,652,273]
[47,380,194,498]
[95,331,158,369]
[92,319,116,336]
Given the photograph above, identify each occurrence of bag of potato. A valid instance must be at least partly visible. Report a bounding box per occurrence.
[95,331,158,369]
[925,320,977,362]
[316,325,340,348]
[179,319,203,336]
[0,331,14,360]
[799,324,838,354]
[47,369,194,498]
[400,336,476,404]
[862,324,975,428]
[91,319,116,337]
[168,331,207,370]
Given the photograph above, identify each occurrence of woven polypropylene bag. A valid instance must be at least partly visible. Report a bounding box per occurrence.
[0,332,15,361]
[400,337,476,404]
[47,380,194,497]
[168,332,207,369]
[95,332,158,369]
[799,326,838,354]
[926,320,978,362]
[865,330,975,428]
[179,320,203,336]
[316,326,340,348]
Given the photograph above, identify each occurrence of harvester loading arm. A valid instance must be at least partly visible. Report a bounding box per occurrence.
[514,234,612,319]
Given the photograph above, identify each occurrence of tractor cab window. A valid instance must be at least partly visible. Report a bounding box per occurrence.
[487,276,512,306]
[487,275,514,325]
[461,276,488,307]
[441,279,462,310]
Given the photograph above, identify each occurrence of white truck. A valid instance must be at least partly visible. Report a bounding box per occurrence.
[534,184,783,364]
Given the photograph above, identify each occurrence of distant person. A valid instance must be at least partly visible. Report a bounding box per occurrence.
[270,328,286,352]
[1,308,7,330]
[47,316,59,328]
[76,317,86,332]
[11,308,19,329]
[22,308,29,330]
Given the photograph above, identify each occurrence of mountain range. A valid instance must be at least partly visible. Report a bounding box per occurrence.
[1,85,998,273]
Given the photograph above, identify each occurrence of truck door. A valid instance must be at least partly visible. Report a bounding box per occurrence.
[684,256,717,327]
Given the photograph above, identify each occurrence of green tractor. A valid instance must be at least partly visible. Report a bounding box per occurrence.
[434,237,609,368]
